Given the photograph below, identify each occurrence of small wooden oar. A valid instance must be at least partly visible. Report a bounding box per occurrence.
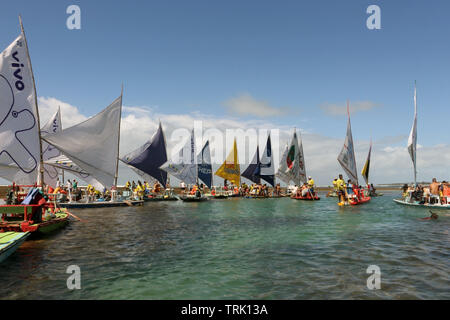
[123,200,133,206]
[66,210,85,222]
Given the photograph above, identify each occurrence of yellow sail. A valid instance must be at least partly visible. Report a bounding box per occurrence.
[215,138,240,186]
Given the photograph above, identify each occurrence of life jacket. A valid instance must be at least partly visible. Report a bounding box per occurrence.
[211,189,216,196]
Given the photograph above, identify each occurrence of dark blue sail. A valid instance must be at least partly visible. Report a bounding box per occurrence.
[241,146,261,184]
[123,122,168,187]
[257,135,275,187]
[197,140,212,188]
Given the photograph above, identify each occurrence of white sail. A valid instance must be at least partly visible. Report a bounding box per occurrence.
[337,103,358,185]
[275,143,290,184]
[44,154,104,190]
[161,129,197,185]
[0,33,41,184]
[297,132,307,184]
[407,82,417,186]
[43,96,122,188]
[40,107,62,187]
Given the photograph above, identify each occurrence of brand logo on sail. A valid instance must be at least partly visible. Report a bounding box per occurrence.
[11,51,25,91]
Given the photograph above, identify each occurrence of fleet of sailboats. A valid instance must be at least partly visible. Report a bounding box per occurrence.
[1,16,449,263]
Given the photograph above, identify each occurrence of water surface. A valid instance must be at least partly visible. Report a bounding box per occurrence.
[1,191,449,299]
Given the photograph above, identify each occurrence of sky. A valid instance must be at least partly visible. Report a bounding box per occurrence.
[0,0,449,186]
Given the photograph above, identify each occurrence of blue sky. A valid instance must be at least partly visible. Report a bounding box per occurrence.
[1,0,449,185]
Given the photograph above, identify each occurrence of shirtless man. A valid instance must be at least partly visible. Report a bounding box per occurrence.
[429,178,440,204]
[430,178,440,195]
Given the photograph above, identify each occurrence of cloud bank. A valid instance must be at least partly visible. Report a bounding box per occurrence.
[320,101,380,116]
[223,93,291,118]
[1,96,446,187]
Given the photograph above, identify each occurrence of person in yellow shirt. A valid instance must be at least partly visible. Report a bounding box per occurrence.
[332,178,338,192]
[307,176,315,194]
[336,174,347,204]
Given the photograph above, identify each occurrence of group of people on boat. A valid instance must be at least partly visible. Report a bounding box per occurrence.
[291,177,317,198]
[401,178,450,205]
[125,180,170,200]
[334,174,368,205]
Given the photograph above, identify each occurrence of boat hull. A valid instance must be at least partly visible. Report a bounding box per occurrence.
[58,200,144,208]
[180,196,209,202]
[393,199,450,209]
[0,232,30,263]
[144,196,179,202]
[291,195,320,200]
[338,196,371,206]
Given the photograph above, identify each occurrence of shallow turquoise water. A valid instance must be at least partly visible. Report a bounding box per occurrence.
[1,191,449,299]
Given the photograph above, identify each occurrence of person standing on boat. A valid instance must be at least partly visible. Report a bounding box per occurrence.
[307,176,315,194]
[430,178,440,204]
[336,175,347,204]
[66,179,72,203]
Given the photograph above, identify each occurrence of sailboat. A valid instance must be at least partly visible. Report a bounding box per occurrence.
[393,82,450,209]
[43,88,143,208]
[242,134,277,198]
[0,17,69,235]
[121,121,173,200]
[337,101,370,206]
[215,138,240,197]
[275,129,311,197]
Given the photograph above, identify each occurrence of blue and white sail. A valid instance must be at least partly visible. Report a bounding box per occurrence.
[241,146,261,184]
[197,140,212,188]
[337,102,358,185]
[0,29,41,184]
[257,134,275,186]
[121,121,168,187]
[407,82,418,186]
[40,107,62,187]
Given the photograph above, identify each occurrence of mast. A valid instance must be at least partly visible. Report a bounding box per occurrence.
[114,84,123,188]
[19,16,45,187]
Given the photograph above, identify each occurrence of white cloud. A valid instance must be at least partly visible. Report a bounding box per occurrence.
[5,96,444,187]
[320,101,380,116]
[38,96,87,129]
[223,93,291,118]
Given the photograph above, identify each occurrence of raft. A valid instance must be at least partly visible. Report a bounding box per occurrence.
[291,195,320,200]
[180,195,209,202]
[393,199,450,209]
[0,231,30,263]
[58,200,144,208]
[338,196,371,206]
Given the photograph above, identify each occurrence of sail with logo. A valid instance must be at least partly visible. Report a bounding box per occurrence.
[337,102,358,185]
[0,22,42,185]
[160,128,197,185]
[282,130,306,185]
[197,140,212,188]
[40,107,62,187]
[121,121,168,187]
[215,138,240,186]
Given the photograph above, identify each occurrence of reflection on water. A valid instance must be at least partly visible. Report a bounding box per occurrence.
[0,192,449,299]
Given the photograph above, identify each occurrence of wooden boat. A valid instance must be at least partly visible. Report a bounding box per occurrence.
[291,194,320,200]
[393,198,450,209]
[144,195,179,202]
[180,195,209,202]
[0,204,69,234]
[338,196,371,206]
[0,231,30,263]
[336,101,371,207]
[58,200,143,208]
